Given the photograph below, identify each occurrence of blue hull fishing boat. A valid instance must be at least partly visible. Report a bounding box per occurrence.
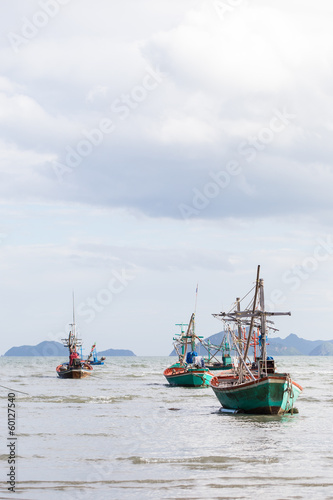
[85,343,105,365]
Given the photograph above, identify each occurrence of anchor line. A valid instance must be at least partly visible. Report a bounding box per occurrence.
[0,384,30,395]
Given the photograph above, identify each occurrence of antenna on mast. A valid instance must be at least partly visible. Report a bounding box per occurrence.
[72,290,75,324]
[72,290,76,338]
[194,284,198,315]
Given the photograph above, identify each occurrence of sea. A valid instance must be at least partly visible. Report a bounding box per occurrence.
[0,356,332,500]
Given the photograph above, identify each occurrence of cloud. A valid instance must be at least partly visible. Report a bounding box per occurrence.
[74,242,234,272]
[1,0,333,225]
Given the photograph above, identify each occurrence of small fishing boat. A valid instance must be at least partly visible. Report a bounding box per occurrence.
[56,357,93,379]
[86,343,106,365]
[164,313,214,387]
[210,266,303,414]
[56,295,93,379]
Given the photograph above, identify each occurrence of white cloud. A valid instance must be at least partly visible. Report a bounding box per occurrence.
[158,114,217,144]
[1,1,333,353]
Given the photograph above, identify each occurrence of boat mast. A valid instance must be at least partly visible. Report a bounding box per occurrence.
[174,322,187,362]
[236,297,242,355]
[69,291,77,352]
[193,285,198,352]
[61,292,83,355]
[212,265,291,379]
[186,313,195,352]
[194,284,198,315]
[72,290,75,337]
[240,265,260,380]
[259,278,267,373]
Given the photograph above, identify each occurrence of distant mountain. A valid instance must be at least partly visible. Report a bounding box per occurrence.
[97,348,135,357]
[268,333,325,355]
[309,342,333,356]
[266,341,301,356]
[169,331,333,356]
[5,341,65,356]
[4,341,136,357]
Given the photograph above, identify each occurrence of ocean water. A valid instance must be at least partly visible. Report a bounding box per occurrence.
[0,356,332,500]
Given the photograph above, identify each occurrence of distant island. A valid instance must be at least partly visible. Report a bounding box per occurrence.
[4,341,136,357]
[93,348,135,357]
[169,332,333,356]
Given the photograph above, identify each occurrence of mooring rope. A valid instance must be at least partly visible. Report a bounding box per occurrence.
[0,384,30,395]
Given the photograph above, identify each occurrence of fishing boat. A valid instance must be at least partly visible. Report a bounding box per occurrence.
[203,336,233,372]
[56,355,93,379]
[86,343,106,365]
[164,313,214,387]
[56,296,93,379]
[210,265,303,414]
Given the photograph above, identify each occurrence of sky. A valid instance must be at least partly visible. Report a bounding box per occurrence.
[1,0,333,356]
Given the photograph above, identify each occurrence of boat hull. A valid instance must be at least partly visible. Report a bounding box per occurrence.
[164,365,213,387]
[205,363,233,372]
[56,364,93,379]
[211,373,303,414]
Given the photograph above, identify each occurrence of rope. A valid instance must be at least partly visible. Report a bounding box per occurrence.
[0,384,30,395]
[226,285,256,315]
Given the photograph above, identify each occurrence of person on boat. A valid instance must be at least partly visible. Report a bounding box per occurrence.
[69,350,79,366]
[193,354,204,368]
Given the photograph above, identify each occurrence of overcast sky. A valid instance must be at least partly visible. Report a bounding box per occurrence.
[1,0,333,356]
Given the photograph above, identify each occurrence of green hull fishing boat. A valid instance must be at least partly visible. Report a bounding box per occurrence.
[211,373,303,414]
[164,363,213,387]
[203,337,233,372]
[164,310,214,387]
[210,265,303,414]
